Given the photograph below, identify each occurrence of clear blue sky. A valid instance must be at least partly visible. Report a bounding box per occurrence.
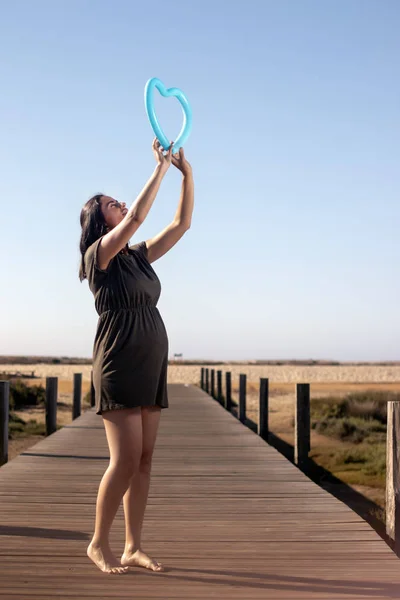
[1,0,399,361]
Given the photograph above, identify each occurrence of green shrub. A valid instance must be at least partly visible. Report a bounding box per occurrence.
[8,413,46,440]
[336,448,368,465]
[328,443,386,484]
[9,380,45,410]
[311,390,396,444]
[312,390,399,425]
[24,420,46,436]
[343,392,391,424]
[314,415,387,444]
[8,413,26,438]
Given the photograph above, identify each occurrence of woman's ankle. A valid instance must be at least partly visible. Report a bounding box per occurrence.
[90,536,110,549]
[123,542,140,554]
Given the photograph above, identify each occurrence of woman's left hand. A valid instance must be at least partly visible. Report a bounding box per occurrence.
[153,138,174,173]
[171,147,192,176]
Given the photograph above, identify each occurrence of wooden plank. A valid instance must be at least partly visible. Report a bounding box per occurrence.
[258,377,269,441]
[45,376,58,436]
[225,371,232,411]
[386,401,400,548]
[0,383,399,600]
[72,373,82,420]
[210,369,215,399]
[0,381,9,466]
[294,383,310,467]
[217,370,222,403]
[239,373,246,423]
[90,370,95,407]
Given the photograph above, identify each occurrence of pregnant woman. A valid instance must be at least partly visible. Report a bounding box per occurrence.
[78,139,194,574]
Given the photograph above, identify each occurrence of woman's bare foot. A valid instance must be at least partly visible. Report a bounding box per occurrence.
[121,548,164,572]
[87,542,129,574]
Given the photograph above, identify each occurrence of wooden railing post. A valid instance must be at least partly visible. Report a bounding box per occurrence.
[210,369,215,399]
[205,369,209,394]
[90,370,95,407]
[73,373,82,420]
[46,377,58,436]
[225,371,232,412]
[258,377,269,441]
[217,370,222,403]
[239,374,247,423]
[0,381,10,467]
[386,401,400,548]
[201,367,205,390]
[295,383,310,468]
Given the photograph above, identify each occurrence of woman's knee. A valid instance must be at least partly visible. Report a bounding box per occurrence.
[139,449,154,475]
[103,407,143,479]
[111,454,140,479]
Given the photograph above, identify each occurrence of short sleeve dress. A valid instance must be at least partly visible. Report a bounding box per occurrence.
[84,237,169,415]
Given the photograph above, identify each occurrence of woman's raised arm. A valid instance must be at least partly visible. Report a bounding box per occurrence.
[146,147,194,264]
[98,139,173,269]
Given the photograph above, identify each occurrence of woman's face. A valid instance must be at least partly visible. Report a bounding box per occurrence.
[100,196,128,230]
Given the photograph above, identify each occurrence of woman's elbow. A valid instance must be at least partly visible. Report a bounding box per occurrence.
[175,219,191,232]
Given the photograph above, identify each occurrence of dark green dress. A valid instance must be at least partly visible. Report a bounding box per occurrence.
[84,237,169,415]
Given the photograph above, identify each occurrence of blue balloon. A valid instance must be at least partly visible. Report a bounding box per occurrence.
[144,77,192,154]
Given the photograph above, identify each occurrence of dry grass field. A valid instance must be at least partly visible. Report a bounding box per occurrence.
[2,362,400,384]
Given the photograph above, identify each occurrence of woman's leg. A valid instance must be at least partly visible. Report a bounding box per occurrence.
[121,406,163,571]
[87,407,142,574]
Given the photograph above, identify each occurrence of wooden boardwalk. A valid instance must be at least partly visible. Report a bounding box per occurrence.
[1,384,400,599]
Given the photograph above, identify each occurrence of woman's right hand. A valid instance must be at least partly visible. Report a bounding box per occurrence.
[152,138,173,173]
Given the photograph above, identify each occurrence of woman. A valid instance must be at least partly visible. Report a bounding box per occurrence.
[79,138,194,574]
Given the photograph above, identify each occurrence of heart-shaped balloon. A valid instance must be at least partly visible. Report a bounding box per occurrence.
[144,77,192,154]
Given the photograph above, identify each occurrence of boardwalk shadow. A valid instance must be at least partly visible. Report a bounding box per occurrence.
[0,525,89,540]
[166,567,400,597]
[64,426,103,429]
[21,452,108,460]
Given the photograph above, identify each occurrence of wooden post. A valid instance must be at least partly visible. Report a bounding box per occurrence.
[386,401,400,547]
[239,374,247,423]
[46,377,58,436]
[201,367,205,390]
[210,369,215,399]
[90,370,95,407]
[295,383,310,467]
[205,369,209,394]
[73,373,82,420]
[258,377,269,440]
[225,372,232,412]
[217,370,222,403]
[0,381,9,467]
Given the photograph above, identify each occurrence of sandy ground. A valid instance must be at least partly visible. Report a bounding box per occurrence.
[2,362,400,383]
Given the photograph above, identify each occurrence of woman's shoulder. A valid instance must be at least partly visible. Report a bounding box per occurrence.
[84,236,111,280]
[129,241,148,260]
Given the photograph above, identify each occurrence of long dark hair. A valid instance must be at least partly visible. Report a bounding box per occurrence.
[79,194,107,281]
